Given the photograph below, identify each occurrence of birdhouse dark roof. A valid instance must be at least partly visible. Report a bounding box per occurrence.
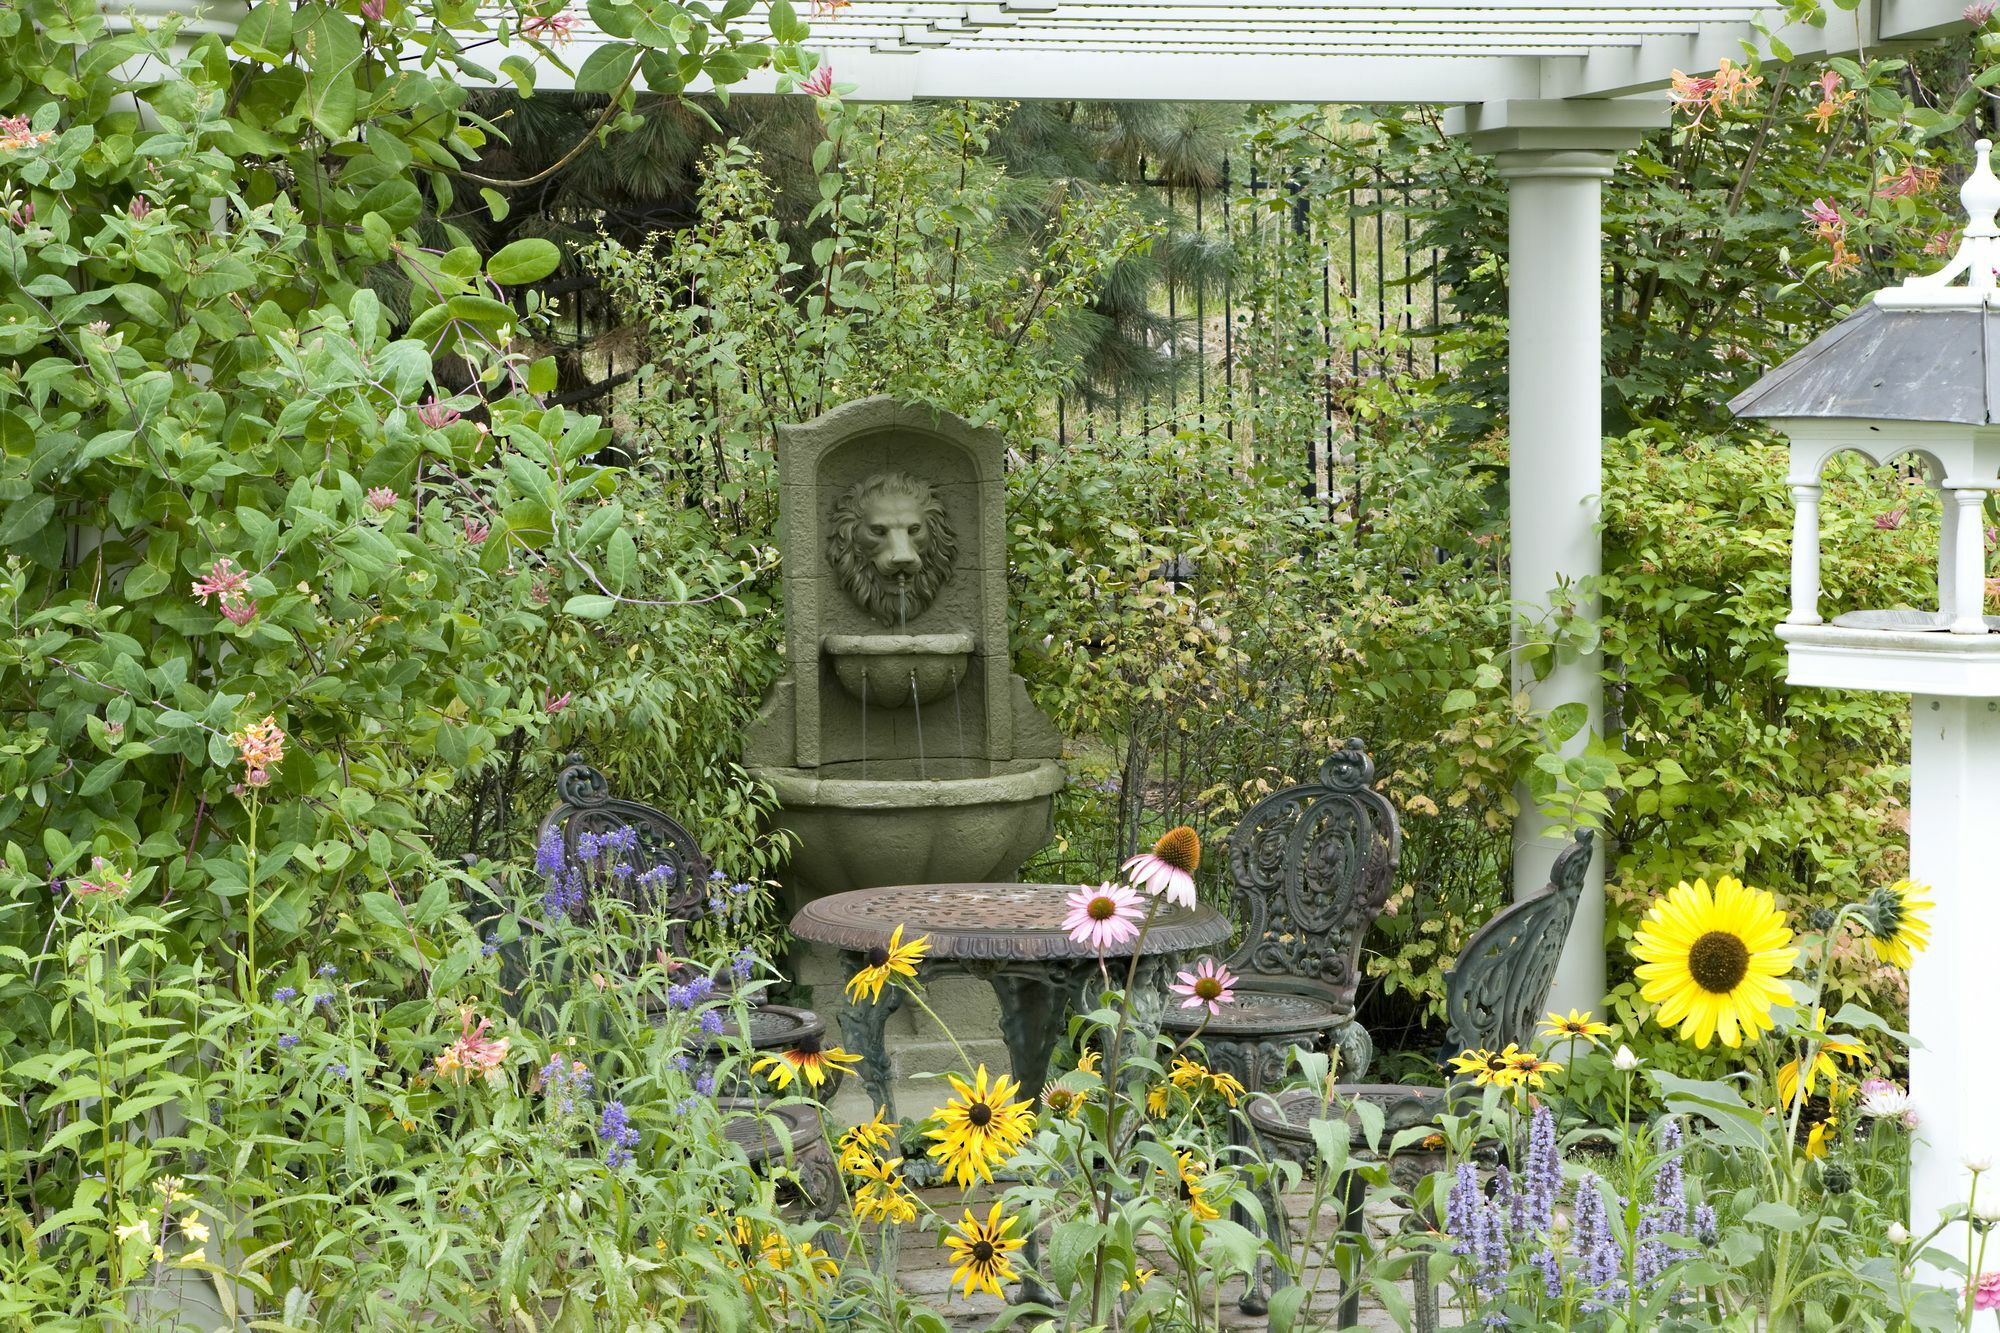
[1727,301,2000,428]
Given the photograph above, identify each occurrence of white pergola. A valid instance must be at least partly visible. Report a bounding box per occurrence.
[504,0,1971,1011]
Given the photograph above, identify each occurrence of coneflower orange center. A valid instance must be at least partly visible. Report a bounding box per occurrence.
[1153,826,1201,874]
[1087,896,1117,921]
[1687,930,1751,993]
[1193,976,1223,1000]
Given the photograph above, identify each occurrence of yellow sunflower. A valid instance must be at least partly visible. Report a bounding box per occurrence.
[1448,1048,1523,1088]
[943,1202,1024,1299]
[845,924,930,1004]
[1859,880,1934,970]
[752,1037,862,1091]
[1775,1007,1867,1110]
[1632,875,1798,1049]
[925,1065,1036,1187]
[837,1108,900,1173]
[1539,1009,1614,1042]
[1174,1151,1222,1221]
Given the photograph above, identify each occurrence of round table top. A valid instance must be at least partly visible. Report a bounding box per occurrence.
[790,882,1233,964]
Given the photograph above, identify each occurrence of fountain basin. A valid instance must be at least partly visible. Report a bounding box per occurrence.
[751,757,1064,908]
[821,632,975,708]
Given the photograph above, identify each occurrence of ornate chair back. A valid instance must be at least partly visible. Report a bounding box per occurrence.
[1222,738,1402,1025]
[534,755,714,958]
[1437,830,1596,1061]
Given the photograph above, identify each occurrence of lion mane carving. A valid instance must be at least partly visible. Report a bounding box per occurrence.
[826,471,958,625]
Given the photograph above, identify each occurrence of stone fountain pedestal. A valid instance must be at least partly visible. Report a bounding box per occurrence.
[744,398,1067,1117]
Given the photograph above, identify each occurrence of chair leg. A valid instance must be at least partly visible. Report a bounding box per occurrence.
[1233,1115,1271,1316]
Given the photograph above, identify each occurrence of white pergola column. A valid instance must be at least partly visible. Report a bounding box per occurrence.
[1450,99,1663,1013]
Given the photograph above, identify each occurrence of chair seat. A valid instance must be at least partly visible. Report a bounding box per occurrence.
[1247,1083,1449,1157]
[1160,981,1348,1041]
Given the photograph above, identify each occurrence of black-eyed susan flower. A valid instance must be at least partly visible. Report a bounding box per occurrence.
[1041,1084,1088,1120]
[837,1107,900,1173]
[1859,880,1933,970]
[1168,1055,1246,1106]
[1501,1044,1562,1089]
[944,1202,1024,1299]
[925,1065,1035,1187]
[1145,1083,1173,1118]
[1074,1048,1101,1075]
[1123,826,1200,908]
[1631,875,1798,1049]
[1174,1151,1222,1221]
[1776,1007,1867,1110]
[1539,1009,1614,1042]
[1803,1107,1838,1161]
[752,1036,861,1092]
[845,924,930,1004]
[850,1156,919,1225]
[1448,1047,1522,1088]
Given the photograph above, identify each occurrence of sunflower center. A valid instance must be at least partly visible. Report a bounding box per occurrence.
[1088,896,1117,921]
[1193,976,1223,1000]
[967,1101,993,1127]
[1687,930,1751,993]
[866,945,891,967]
[1154,826,1201,874]
[972,1241,995,1263]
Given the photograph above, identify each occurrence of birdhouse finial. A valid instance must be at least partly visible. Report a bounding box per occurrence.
[1880,138,2000,308]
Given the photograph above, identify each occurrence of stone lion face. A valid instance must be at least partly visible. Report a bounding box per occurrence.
[827,472,958,626]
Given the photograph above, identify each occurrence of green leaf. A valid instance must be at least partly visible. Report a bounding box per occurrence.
[231,1,294,61]
[487,238,562,286]
[562,594,618,620]
[1744,1201,1808,1232]
[0,495,55,546]
[604,528,636,592]
[574,42,638,96]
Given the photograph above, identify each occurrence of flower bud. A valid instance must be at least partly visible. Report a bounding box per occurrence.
[1613,1045,1641,1072]
[1887,1221,1911,1246]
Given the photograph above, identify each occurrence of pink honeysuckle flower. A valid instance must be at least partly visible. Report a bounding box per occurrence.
[1169,957,1238,1017]
[192,557,255,620]
[230,716,286,777]
[366,486,398,513]
[128,196,151,220]
[522,9,574,43]
[1802,197,1843,232]
[71,856,132,897]
[1877,164,1941,200]
[1062,882,1144,952]
[1122,825,1200,909]
[0,115,54,152]
[1969,2,1997,26]
[360,0,385,19]
[86,320,109,335]
[221,600,258,626]
[799,65,835,97]
[1875,507,1907,531]
[1929,229,1958,256]
[462,515,490,544]
[544,688,571,714]
[416,397,461,430]
[435,1009,511,1086]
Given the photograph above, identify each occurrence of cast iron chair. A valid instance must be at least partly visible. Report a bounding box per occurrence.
[1162,737,1401,1094]
[1245,829,1597,1331]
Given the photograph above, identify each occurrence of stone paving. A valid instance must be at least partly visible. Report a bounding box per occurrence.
[880,1185,1421,1332]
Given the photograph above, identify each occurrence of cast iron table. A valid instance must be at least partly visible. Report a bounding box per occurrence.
[790,882,1233,1122]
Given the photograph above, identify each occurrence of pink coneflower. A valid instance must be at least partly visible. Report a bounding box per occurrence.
[366,486,398,513]
[416,397,460,430]
[71,857,132,897]
[799,65,835,97]
[462,515,489,544]
[1122,826,1200,909]
[1974,1271,2000,1311]
[1062,882,1143,951]
[1169,957,1237,1016]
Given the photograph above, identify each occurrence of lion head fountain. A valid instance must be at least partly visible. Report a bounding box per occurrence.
[744,398,1065,908]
